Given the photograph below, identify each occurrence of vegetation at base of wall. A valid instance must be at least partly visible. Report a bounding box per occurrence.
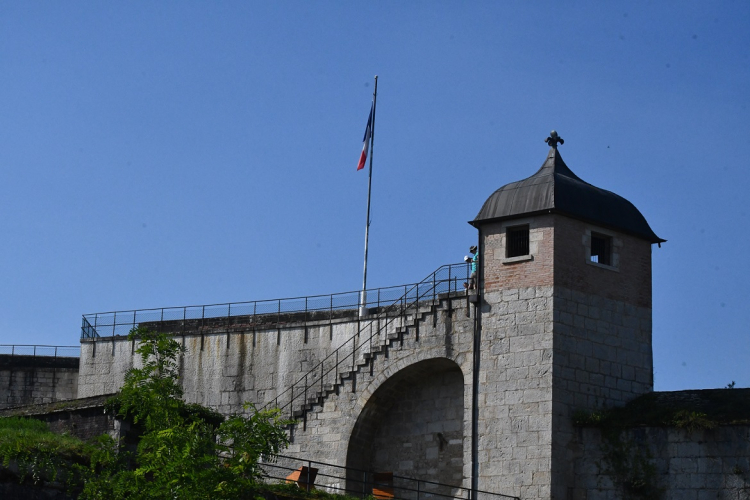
[73,327,295,499]
[0,416,94,487]
[595,427,663,500]
[0,327,299,499]
[574,409,664,499]
[572,388,750,500]
[573,388,750,429]
[573,407,718,431]
[0,416,367,500]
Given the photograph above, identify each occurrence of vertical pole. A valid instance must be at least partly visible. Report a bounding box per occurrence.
[433,271,437,306]
[359,75,378,318]
[227,304,231,348]
[471,231,482,498]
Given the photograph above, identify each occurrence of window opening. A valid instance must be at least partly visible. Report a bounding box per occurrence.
[507,226,530,258]
[590,233,612,266]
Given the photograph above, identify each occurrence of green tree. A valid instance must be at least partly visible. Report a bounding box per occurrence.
[79,327,292,500]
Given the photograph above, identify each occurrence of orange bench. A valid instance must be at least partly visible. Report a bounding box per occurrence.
[285,466,318,491]
[372,471,394,499]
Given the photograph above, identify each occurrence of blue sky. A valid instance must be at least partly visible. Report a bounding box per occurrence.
[0,2,748,391]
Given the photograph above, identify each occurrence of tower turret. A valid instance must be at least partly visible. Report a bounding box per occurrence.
[470,134,663,499]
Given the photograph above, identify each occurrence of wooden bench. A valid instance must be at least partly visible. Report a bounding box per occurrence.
[372,471,394,499]
[285,466,318,491]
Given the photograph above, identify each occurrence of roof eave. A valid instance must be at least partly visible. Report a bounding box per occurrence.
[469,209,666,244]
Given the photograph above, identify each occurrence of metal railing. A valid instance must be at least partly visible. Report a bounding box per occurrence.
[81,263,470,341]
[0,345,81,358]
[259,454,519,500]
[267,263,470,423]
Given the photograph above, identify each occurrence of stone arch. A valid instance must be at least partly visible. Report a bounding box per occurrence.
[345,357,464,494]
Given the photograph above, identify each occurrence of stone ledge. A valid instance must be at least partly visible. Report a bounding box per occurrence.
[0,394,116,417]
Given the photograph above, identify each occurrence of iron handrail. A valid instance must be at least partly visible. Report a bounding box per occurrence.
[80,262,470,340]
[0,345,81,358]
[267,263,470,421]
[258,453,519,500]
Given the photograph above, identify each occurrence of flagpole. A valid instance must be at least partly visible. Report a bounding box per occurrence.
[359,75,378,317]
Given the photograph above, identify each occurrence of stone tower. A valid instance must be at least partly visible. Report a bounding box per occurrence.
[469,135,664,499]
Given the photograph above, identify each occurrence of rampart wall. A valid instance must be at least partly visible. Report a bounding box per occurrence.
[78,294,483,493]
[573,425,750,499]
[0,355,78,409]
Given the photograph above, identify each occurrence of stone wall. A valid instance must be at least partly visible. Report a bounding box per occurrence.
[476,284,555,499]
[476,213,656,499]
[0,355,78,409]
[573,425,750,499]
[78,294,483,495]
[78,307,451,413]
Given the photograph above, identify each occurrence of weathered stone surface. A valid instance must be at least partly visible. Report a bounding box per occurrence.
[574,426,750,500]
[0,355,78,410]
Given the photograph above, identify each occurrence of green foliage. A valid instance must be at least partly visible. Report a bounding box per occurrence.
[113,327,187,430]
[574,389,750,428]
[217,403,292,482]
[0,416,93,486]
[597,428,663,500]
[671,410,717,431]
[574,407,664,499]
[0,329,295,499]
[77,327,293,500]
[572,409,611,426]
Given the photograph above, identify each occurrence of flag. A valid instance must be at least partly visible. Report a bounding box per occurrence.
[357,104,373,171]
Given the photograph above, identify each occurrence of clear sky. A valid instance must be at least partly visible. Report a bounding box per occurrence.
[0,2,748,392]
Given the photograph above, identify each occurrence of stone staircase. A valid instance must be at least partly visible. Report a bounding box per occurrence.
[280,292,465,430]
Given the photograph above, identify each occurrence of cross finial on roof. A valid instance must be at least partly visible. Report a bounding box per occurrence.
[545,130,564,149]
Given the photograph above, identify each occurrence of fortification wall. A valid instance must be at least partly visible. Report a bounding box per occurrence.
[0,355,78,409]
[78,307,454,412]
[573,425,750,499]
[78,294,484,492]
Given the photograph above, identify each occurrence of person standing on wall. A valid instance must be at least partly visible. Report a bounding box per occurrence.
[464,245,478,290]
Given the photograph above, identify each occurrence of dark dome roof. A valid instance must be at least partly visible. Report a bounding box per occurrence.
[471,148,665,244]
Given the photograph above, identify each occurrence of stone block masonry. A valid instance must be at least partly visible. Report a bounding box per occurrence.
[573,425,750,499]
[0,355,78,409]
[477,212,655,499]
[477,286,555,500]
[78,294,483,494]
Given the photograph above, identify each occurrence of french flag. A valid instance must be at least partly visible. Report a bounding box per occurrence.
[357,104,373,171]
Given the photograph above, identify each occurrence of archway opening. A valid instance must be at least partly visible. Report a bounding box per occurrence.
[345,358,464,496]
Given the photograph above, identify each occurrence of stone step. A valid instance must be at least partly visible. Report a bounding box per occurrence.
[286,298,443,428]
